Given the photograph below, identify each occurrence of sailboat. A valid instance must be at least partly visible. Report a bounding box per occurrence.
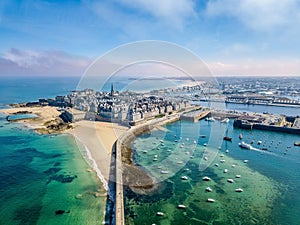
[223,124,232,142]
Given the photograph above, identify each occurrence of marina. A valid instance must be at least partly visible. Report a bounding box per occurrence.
[125,117,300,225]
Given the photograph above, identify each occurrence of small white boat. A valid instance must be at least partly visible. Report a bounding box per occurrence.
[156,212,164,216]
[225,149,229,153]
[205,117,215,121]
[157,166,162,169]
[220,154,224,157]
[243,160,248,163]
[202,176,211,181]
[235,188,243,192]
[161,170,169,174]
[181,176,188,180]
[235,175,241,178]
[215,163,219,167]
[203,143,207,146]
[185,151,190,155]
[227,179,234,183]
[218,146,221,150]
[224,169,228,173]
[239,141,252,149]
[190,156,194,159]
[143,150,148,153]
[207,198,215,203]
[154,155,158,158]
[167,149,172,152]
[203,156,208,161]
[180,145,184,148]
[177,161,183,164]
[160,140,164,143]
[232,164,236,168]
[205,187,212,192]
[184,168,190,172]
[186,138,189,141]
[153,158,158,161]
[220,159,226,163]
[221,118,230,123]
[193,140,197,144]
[177,204,186,209]
[258,140,262,145]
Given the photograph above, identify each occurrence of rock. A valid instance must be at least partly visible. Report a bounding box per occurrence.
[55,210,65,215]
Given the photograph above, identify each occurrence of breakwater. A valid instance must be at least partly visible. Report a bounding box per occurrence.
[233,119,300,134]
[115,115,179,225]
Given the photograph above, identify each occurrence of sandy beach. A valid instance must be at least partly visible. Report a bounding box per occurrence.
[67,120,128,184]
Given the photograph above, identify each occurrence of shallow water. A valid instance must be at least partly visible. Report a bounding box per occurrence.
[125,120,300,225]
[0,115,107,225]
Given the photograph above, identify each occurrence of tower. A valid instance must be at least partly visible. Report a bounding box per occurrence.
[110,83,115,96]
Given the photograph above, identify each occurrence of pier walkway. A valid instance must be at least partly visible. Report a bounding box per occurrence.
[180,110,210,122]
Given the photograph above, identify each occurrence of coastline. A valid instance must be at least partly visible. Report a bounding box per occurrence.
[118,114,180,190]
[66,120,128,185]
[0,106,128,191]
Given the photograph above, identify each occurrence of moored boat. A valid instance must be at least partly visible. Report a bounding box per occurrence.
[181,176,188,180]
[177,204,186,209]
[221,118,230,123]
[156,212,164,216]
[227,178,234,183]
[205,187,212,192]
[223,136,232,141]
[207,198,215,203]
[235,188,243,192]
[239,141,252,149]
[202,176,211,181]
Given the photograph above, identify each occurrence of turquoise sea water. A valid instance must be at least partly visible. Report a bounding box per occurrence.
[0,76,109,225]
[125,119,300,225]
[0,114,107,225]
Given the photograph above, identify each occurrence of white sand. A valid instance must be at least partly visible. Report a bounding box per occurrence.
[67,120,128,184]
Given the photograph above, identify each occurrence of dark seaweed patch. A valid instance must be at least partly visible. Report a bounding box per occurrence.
[14,205,42,225]
[47,174,77,184]
[43,167,62,175]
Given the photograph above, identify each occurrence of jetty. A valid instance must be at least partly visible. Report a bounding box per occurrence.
[114,114,180,225]
[180,110,210,122]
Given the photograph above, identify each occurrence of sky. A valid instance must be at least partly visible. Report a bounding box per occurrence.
[0,0,300,76]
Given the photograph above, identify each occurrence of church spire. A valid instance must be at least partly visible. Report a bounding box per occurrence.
[110,83,115,96]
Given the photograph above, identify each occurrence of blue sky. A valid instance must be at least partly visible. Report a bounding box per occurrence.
[0,0,300,76]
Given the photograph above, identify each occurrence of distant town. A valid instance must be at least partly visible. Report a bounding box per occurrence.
[11,77,300,134]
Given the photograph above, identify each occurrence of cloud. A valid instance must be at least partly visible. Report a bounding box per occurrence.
[116,0,197,28]
[87,0,196,32]
[205,0,300,31]
[0,48,92,76]
[208,58,300,76]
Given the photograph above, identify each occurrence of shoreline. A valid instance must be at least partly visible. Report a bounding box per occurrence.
[70,133,109,191]
[0,106,128,194]
[117,115,180,191]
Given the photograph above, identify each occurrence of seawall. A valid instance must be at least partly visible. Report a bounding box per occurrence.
[114,114,179,225]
